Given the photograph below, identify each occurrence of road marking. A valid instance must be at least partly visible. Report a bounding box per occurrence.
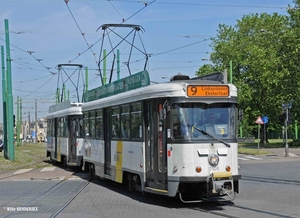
[238,155,263,161]
[13,169,33,174]
[238,157,250,161]
[244,155,263,160]
[40,167,56,172]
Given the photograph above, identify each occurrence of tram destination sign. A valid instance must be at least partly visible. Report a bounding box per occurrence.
[187,85,229,97]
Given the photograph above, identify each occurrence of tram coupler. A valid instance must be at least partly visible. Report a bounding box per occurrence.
[210,172,233,195]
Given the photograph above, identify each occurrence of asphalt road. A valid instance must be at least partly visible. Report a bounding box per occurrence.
[0,150,299,218]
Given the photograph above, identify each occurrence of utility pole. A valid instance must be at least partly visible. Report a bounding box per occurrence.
[20,98,22,143]
[285,109,289,157]
[282,103,292,157]
[17,96,20,146]
[28,112,31,141]
[5,19,15,161]
[35,100,38,143]
[1,45,8,159]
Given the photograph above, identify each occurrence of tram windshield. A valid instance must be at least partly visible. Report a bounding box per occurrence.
[171,103,237,140]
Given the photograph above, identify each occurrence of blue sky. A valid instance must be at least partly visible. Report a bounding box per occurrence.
[0,0,293,122]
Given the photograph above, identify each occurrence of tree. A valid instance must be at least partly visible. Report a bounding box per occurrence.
[196,64,223,76]
[196,11,294,136]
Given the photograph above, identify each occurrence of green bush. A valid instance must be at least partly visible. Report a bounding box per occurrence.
[289,139,300,147]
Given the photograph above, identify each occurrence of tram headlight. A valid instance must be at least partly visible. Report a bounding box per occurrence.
[208,154,219,166]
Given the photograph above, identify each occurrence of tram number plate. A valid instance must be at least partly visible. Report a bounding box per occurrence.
[187,85,229,97]
[209,166,219,172]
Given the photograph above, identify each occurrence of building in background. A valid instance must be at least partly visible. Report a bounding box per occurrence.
[0,118,47,143]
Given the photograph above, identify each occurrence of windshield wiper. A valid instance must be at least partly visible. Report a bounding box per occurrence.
[193,126,230,148]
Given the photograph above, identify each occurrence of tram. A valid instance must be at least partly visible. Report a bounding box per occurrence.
[46,100,84,167]
[81,70,241,203]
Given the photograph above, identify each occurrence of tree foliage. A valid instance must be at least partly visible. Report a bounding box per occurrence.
[196,1,300,136]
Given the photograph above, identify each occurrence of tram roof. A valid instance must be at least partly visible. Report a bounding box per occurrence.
[82,80,237,111]
[47,100,82,118]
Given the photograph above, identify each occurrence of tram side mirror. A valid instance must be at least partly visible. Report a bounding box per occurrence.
[159,103,167,120]
[159,108,167,120]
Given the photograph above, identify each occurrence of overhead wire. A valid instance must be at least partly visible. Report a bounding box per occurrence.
[108,0,125,21]
[65,0,157,65]
[23,73,57,98]
[64,1,98,64]
[103,0,288,9]
[0,36,59,112]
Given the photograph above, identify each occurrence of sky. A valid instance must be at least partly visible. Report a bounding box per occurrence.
[0,0,294,123]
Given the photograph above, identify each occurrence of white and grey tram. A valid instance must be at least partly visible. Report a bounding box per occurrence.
[46,100,84,167]
[81,70,241,203]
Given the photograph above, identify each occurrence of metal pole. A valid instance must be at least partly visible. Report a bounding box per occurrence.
[285,109,289,157]
[63,84,66,101]
[5,19,15,161]
[85,67,88,91]
[35,100,38,143]
[117,49,120,80]
[17,96,20,146]
[257,124,260,152]
[295,120,298,140]
[20,98,22,143]
[264,123,266,146]
[103,49,106,85]
[1,45,8,159]
[28,111,31,141]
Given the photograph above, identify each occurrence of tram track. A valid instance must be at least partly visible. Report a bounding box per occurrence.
[241,175,300,185]
[2,175,91,218]
[164,191,297,218]
[184,200,296,218]
[50,178,90,218]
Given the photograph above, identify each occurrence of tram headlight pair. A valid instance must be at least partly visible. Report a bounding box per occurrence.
[208,154,219,166]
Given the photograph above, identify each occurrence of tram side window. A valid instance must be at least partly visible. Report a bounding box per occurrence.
[50,119,53,137]
[121,105,130,139]
[58,118,62,137]
[84,112,89,137]
[47,119,52,137]
[112,107,120,139]
[63,117,67,137]
[131,103,142,139]
[79,118,84,138]
[89,111,95,138]
[96,109,103,139]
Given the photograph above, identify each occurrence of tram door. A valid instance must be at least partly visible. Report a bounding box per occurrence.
[103,108,111,176]
[145,101,168,190]
[68,116,77,163]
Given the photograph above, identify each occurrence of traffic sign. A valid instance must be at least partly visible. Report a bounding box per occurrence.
[282,103,292,110]
[262,116,268,124]
[255,116,264,124]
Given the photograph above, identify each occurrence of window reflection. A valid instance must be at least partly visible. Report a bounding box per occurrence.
[171,103,237,140]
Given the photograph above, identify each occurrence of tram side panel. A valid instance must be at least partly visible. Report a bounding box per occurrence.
[83,139,105,176]
[82,138,146,185]
[110,141,145,183]
[74,138,84,166]
[47,137,68,163]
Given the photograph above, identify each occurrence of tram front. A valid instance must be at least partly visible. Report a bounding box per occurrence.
[165,83,241,203]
